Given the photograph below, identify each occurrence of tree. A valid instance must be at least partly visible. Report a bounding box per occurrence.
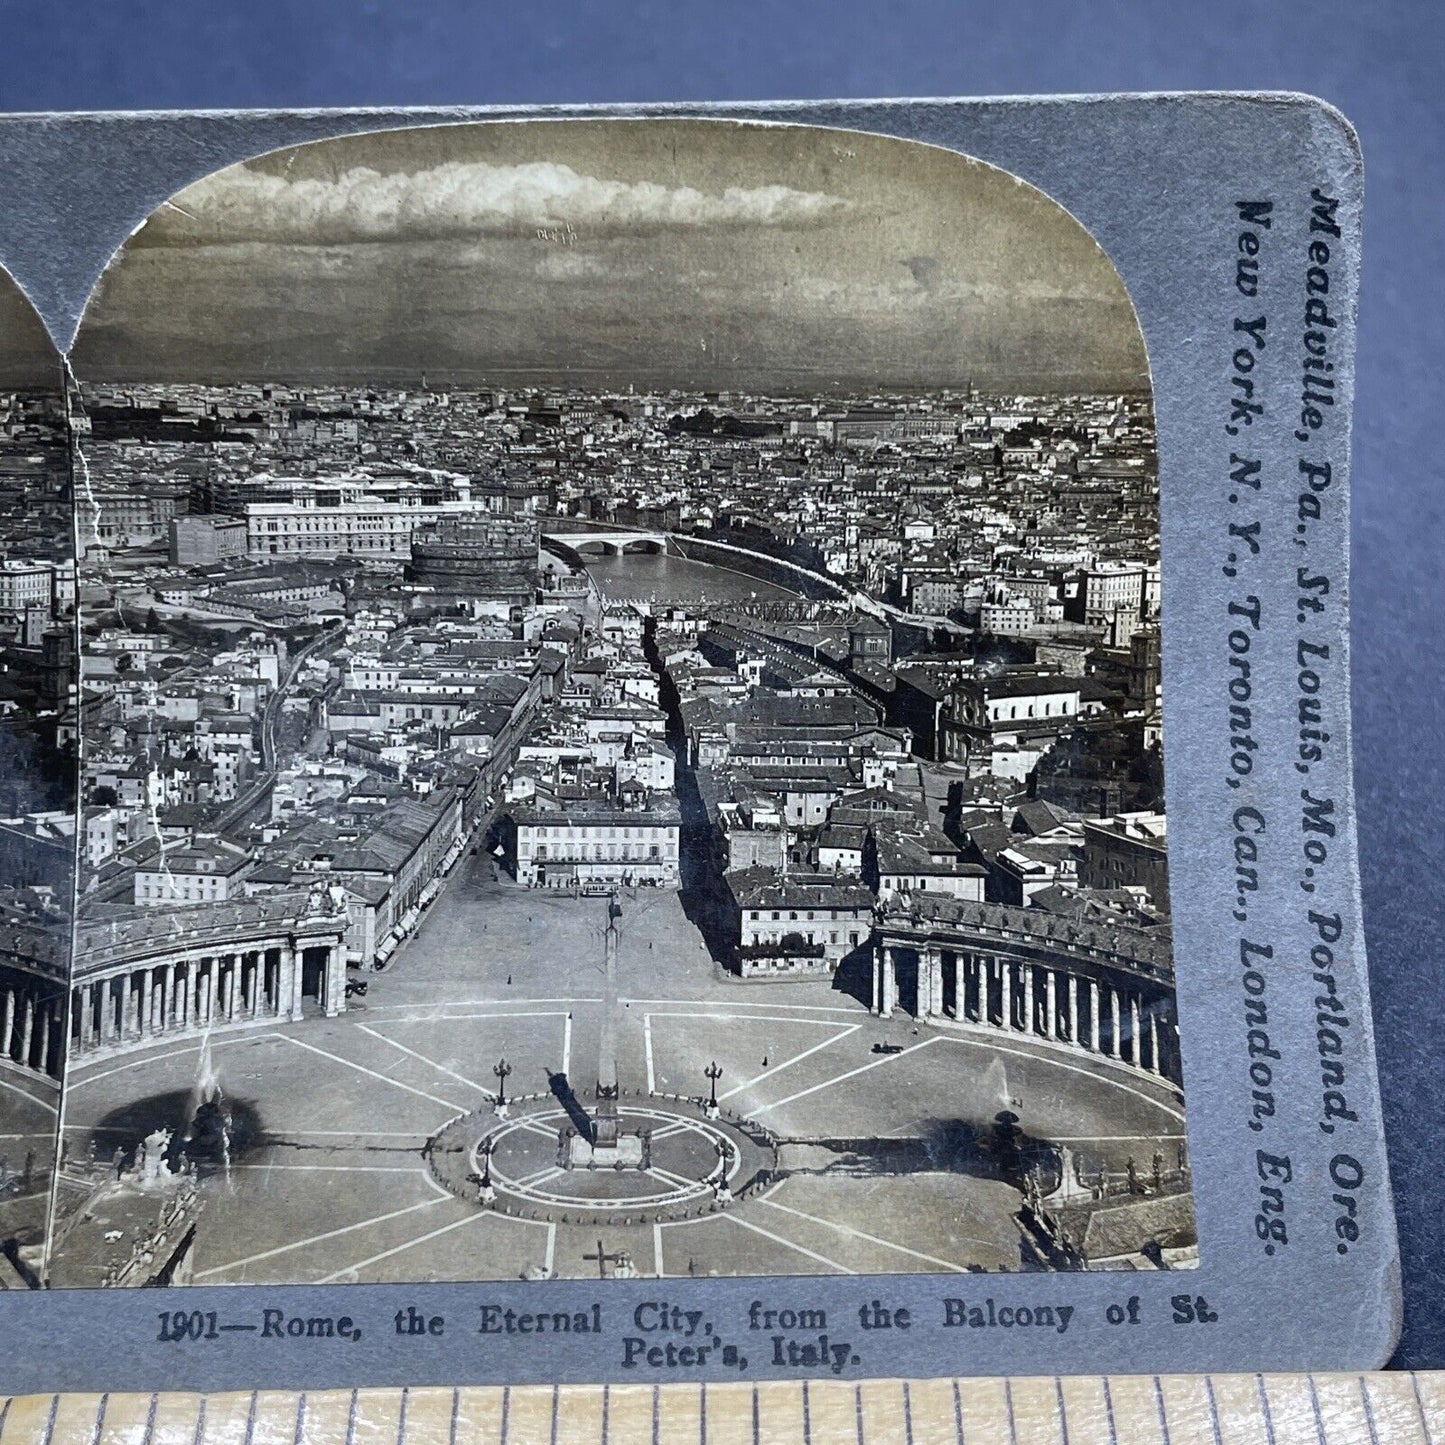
[90,785,119,807]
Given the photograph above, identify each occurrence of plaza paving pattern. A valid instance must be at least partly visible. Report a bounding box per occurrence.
[58,862,1188,1284]
[0,1064,59,1258]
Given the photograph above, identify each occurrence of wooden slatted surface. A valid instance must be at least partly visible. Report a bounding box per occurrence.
[0,1374,1440,1444]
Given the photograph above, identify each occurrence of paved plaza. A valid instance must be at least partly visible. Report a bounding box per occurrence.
[57,859,1186,1285]
[0,1066,58,1259]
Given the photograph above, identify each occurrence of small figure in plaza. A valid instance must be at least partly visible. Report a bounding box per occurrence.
[1126,1155,1140,1194]
[1152,1150,1164,1192]
[113,1146,125,1181]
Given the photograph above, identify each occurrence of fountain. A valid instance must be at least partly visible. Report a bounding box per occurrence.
[177,1035,235,1186]
[981,1056,1012,1112]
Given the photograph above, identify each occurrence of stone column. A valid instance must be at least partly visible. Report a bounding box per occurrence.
[226,958,239,1022]
[929,951,944,1020]
[36,1004,50,1072]
[3,986,15,1058]
[1129,994,1141,1067]
[324,944,345,1019]
[1067,974,1079,1044]
[122,973,136,1039]
[1146,1007,1160,1075]
[19,995,34,1066]
[141,967,154,1038]
[205,956,219,1027]
[1045,970,1057,1040]
[999,959,1012,1030]
[289,944,305,1021]
[1088,979,1100,1052]
[1022,964,1035,1036]
[1162,1003,1178,1080]
[881,948,895,1019]
[872,951,883,1014]
[952,953,964,1020]
[249,955,261,1019]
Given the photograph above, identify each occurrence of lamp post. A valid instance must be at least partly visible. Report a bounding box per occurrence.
[494,1058,512,1117]
[478,1136,496,1206]
[704,1061,722,1119]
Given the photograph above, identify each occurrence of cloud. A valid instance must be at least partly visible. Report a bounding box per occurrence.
[145,159,851,247]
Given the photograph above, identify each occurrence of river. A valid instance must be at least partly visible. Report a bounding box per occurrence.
[582,551,799,605]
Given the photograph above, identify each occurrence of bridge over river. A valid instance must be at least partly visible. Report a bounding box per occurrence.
[541,523,972,637]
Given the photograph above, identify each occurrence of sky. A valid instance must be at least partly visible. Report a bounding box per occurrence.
[0,271,61,391]
[71,119,1149,396]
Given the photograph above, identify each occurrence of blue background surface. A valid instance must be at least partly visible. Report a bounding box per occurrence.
[0,0,1438,1369]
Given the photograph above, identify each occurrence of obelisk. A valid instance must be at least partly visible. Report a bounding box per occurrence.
[593,895,621,1148]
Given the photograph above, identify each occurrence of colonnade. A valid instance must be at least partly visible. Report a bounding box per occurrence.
[70,940,343,1054]
[872,942,1179,1083]
[0,975,63,1077]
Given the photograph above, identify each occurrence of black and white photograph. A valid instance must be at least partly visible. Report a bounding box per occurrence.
[24,118,1190,1289]
[0,269,72,1290]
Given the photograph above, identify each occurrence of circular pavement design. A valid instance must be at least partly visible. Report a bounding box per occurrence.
[427,1098,774,1224]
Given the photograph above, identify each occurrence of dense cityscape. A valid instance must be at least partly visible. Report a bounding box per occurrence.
[0,375,1193,1286]
[0,387,73,1286]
